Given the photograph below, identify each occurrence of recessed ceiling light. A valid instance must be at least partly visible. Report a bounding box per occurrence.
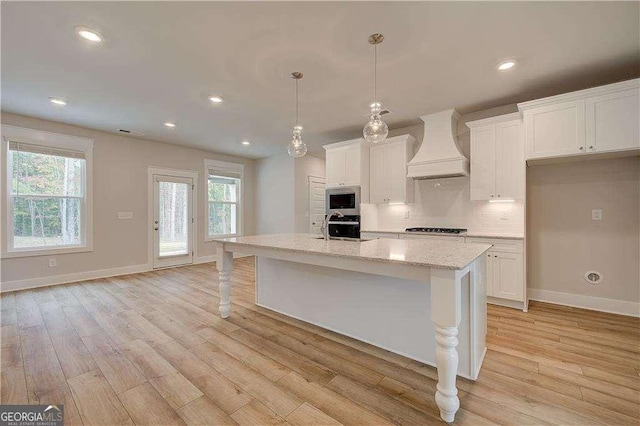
[497,59,517,71]
[75,26,103,43]
[49,97,68,106]
[241,140,250,146]
[208,95,224,103]
[164,122,176,128]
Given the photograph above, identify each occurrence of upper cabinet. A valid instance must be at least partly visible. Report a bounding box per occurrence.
[519,79,639,161]
[324,138,370,202]
[369,134,416,204]
[467,113,524,201]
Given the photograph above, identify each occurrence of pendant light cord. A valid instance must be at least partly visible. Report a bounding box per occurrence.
[295,79,299,127]
[373,43,377,103]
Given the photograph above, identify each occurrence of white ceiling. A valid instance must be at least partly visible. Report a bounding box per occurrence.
[2,2,639,159]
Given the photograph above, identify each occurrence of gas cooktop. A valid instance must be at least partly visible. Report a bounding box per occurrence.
[405,227,467,234]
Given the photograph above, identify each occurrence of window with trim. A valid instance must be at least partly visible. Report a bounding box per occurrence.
[3,126,93,256]
[206,160,243,238]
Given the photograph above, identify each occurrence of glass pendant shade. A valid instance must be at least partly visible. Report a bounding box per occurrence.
[287,72,307,158]
[363,101,389,144]
[363,33,388,144]
[287,125,307,157]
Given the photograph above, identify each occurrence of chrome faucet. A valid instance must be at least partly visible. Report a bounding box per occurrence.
[322,211,344,241]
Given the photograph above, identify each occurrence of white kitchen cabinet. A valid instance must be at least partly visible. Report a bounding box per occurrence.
[369,134,415,204]
[467,113,524,201]
[323,139,370,202]
[586,88,640,153]
[467,237,525,306]
[518,79,639,161]
[488,252,524,301]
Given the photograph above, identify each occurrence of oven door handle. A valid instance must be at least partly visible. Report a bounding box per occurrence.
[327,221,360,225]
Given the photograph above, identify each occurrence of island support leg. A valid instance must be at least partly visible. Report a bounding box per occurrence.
[430,268,463,423]
[217,247,233,318]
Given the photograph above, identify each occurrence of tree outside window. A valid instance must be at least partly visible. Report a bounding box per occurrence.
[9,148,85,249]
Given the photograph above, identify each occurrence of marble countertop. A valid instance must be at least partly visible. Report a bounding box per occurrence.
[361,229,525,240]
[215,233,491,270]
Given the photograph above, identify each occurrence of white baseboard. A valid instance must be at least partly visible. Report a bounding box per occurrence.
[528,288,640,317]
[1,264,149,293]
[2,253,253,293]
[487,296,526,312]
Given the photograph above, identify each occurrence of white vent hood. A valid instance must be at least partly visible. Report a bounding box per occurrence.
[407,109,469,179]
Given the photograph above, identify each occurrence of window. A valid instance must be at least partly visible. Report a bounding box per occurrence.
[2,125,93,257]
[205,160,243,239]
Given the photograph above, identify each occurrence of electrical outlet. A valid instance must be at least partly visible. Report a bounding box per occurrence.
[403,211,410,219]
[48,258,57,268]
[501,211,509,220]
[592,209,603,221]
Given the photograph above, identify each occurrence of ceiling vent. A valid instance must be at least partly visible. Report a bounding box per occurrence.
[118,129,145,136]
[363,109,391,117]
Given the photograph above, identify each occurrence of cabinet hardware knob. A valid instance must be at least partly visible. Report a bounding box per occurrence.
[497,194,501,197]
[491,195,494,198]
[589,146,594,149]
[154,227,159,231]
[579,146,584,150]
[494,255,498,258]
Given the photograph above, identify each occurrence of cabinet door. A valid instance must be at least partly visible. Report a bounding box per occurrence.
[586,88,640,153]
[470,126,496,200]
[524,100,585,160]
[495,120,524,200]
[492,252,524,301]
[343,146,361,186]
[369,144,388,203]
[486,252,494,297]
[388,142,408,203]
[326,149,345,187]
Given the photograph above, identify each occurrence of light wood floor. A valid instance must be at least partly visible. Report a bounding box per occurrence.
[1,257,639,425]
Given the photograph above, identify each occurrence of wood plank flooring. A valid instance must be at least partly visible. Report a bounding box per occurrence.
[1,257,639,425]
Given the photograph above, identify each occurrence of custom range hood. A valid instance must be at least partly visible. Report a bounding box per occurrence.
[407,109,469,179]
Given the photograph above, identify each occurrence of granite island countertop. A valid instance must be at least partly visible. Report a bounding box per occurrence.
[214,233,491,270]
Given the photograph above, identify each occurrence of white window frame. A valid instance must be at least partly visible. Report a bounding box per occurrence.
[1,125,94,258]
[205,159,244,240]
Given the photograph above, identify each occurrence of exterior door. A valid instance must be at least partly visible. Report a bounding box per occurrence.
[308,176,326,234]
[153,175,194,268]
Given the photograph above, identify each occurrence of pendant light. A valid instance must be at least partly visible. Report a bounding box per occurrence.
[287,72,308,157]
[363,33,389,144]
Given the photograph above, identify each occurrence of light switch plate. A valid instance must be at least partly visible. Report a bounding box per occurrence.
[403,211,410,219]
[501,211,509,220]
[592,209,603,221]
[118,211,133,220]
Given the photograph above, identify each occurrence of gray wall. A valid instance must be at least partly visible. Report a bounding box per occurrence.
[1,113,256,284]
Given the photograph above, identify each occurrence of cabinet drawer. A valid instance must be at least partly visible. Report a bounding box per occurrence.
[466,237,523,253]
[361,232,399,240]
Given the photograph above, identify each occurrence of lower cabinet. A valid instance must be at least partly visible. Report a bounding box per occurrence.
[362,232,527,309]
[486,251,524,301]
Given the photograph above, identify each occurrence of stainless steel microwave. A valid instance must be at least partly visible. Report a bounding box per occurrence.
[326,186,361,216]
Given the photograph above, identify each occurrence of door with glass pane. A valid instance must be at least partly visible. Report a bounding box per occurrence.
[153,175,193,268]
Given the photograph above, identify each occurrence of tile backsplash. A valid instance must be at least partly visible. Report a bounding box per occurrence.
[361,176,524,234]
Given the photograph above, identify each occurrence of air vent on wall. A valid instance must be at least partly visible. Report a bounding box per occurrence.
[584,271,603,285]
[118,129,145,136]
[363,109,391,117]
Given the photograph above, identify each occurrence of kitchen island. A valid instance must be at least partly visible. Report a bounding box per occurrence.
[214,234,491,423]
